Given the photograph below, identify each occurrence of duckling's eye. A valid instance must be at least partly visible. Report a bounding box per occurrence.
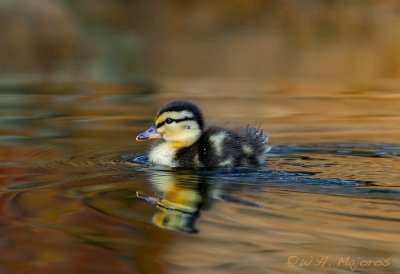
[163,216,170,225]
[165,118,173,124]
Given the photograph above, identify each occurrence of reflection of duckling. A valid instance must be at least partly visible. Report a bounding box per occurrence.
[137,171,208,233]
[137,191,201,234]
[136,169,263,233]
[136,100,271,168]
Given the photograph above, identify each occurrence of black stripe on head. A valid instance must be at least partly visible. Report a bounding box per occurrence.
[157,100,204,129]
[156,116,194,128]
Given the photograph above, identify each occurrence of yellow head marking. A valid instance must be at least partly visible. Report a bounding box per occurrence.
[154,110,201,149]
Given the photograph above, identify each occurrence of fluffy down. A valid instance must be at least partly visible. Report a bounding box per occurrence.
[137,100,271,168]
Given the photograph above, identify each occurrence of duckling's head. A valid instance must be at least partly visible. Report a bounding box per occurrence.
[136,100,204,148]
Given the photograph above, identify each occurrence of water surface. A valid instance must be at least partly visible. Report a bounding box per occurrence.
[0,79,399,274]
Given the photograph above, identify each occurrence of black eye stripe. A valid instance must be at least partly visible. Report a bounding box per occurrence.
[156,117,194,128]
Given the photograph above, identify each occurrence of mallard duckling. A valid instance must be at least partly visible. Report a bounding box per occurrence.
[136,100,270,168]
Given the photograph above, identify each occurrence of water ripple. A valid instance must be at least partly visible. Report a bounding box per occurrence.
[270,143,400,158]
[121,143,400,199]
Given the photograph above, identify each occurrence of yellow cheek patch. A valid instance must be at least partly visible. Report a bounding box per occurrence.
[155,111,194,126]
[180,120,198,130]
[157,125,166,134]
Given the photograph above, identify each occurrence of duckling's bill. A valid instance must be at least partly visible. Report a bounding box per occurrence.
[136,125,162,141]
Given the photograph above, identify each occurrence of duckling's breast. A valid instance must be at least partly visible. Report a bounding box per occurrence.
[149,142,177,167]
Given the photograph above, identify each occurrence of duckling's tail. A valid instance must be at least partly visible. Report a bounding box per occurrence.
[240,125,271,165]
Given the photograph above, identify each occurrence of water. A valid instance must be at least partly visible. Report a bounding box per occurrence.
[0,79,399,274]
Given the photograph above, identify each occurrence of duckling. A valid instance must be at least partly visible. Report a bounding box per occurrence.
[136,100,270,168]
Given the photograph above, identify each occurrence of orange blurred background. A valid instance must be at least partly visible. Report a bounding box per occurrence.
[2,0,400,80]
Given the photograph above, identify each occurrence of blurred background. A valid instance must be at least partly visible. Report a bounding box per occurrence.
[1,2,400,274]
[2,0,400,81]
